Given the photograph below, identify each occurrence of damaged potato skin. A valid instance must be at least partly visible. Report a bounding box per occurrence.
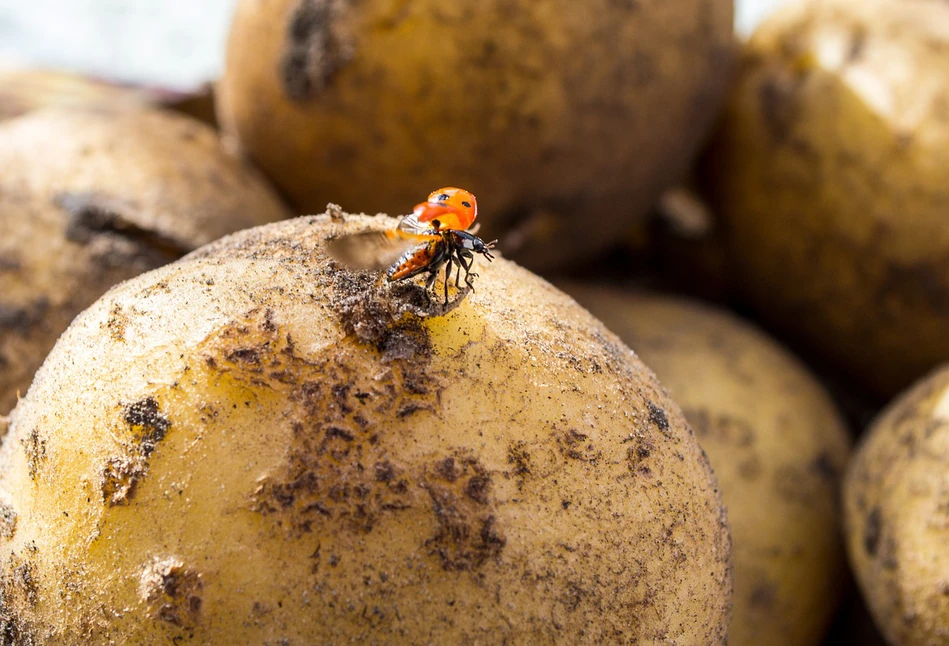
[0,107,290,415]
[565,286,851,646]
[707,0,949,397]
[217,0,734,270]
[844,366,949,645]
[0,213,731,643]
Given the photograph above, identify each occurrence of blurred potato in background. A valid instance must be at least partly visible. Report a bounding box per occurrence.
[564,285,852,646]
[707,0,949,398]
[217,0,735,271]
[845,366,949,645]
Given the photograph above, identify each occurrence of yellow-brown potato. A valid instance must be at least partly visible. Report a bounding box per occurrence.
[217,0,735,270]
[706,0,949,397]
[0,107,291,415]
[0,68,154,122]
[564,285,851,646]
[844,366,949,645]
[0,213,731,643]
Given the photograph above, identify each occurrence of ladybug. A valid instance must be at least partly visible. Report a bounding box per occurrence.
[327,188,496,304]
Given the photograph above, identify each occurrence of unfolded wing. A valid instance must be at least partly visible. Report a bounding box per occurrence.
[326,229,431,270]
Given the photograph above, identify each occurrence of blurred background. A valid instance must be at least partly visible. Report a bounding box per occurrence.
[0,0,788,89]
[6,0,949,643]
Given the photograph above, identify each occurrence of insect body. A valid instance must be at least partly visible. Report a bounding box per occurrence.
[327,188,496,305]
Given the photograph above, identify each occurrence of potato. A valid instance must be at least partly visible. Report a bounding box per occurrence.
[0,212,731,643]
[217,0,735,270]
[706,0,949,396]
[564,286,851,646]
[0,68,154,122]
[0,107,291,415]
[844,366,949,645]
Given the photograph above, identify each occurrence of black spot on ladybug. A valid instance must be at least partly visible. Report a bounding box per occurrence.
[438,193,450,201]
[461,201,471,208]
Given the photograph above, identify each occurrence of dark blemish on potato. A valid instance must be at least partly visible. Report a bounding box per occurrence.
[100,455,147,506]
[433,457,460,483]
[0,299,49,336]
[864,506,882,557]
[57,191,185,261]
[0,610,33,646]
[0,503,17,540]
[106,303,129,342]
[139,558,203,629]
[810,452,838,482]
[21,428,46,480]
[424,485,504,571]
[749,581,776,609]
[557,428,599,463]
[281,0,354,101]
[422,453,503,571]
[625,436,655,476]
[124,397,171,457]
[737,456,762,481]
[99,398,170,505]
[225,312,425,536]
[0,257,21,273]
[506,441,531,488]
[465,474,491,505]
[13,560,37,606]
[227,347,262,366]
[647,402,669,434]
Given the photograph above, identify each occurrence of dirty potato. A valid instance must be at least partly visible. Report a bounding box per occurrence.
[565,286,851,646]
[0,107,290,415]
[707,0,949,396]
[0,213,731,644]
[217,0,735,270]
[0,68,154,122]
[844,366,949,645]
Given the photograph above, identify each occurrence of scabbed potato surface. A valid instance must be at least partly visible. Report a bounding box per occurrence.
[0,107,290,415]
[217,0,734,270]
[0,213,731,643]
[707,0,949,397]
[564,286,851,646]
[844,366,949,645]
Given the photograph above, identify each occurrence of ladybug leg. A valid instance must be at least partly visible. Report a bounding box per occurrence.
[443,256,453,305]
[459,250,477,289]
[425,269,438,292]
[453,249,466,289]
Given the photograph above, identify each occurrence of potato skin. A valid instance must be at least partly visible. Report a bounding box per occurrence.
[565,286,851,646]
[0,107,290,249]
[844,366,949,645]
[217,0,734,270]
[0,108,290,415]
[707,0,949,396]
[0,213,730,644]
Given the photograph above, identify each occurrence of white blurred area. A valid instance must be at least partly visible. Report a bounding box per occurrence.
[0,0,791,90]
[736,0,792,37]
[0,0,239,90]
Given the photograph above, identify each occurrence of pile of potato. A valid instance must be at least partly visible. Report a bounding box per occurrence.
[1,0,948,642]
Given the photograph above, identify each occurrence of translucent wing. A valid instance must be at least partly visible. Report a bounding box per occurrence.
[326,228,432,270]
[396,212,433,235]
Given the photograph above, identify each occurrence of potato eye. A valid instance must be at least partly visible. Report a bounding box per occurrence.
[461,201,471,208]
